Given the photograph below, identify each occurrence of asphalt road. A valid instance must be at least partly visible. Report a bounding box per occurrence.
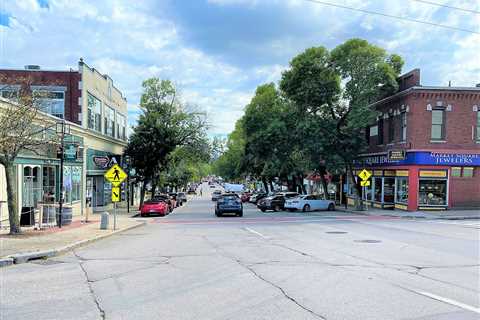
[1,184,479,320]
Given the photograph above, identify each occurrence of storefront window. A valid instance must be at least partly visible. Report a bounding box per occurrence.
[43,166,56,203]
[395,178,408,204]
[384,177,395,203]
[363,183,373,201]
[22,166,41,208]
[419,180,447,206]
[463,167,474,178]
[451,167,462,177]
[104,182,112,205]
[374,177,382,202]
[63,166,82,204]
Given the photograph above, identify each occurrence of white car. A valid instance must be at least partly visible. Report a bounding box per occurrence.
[284,195,335,212]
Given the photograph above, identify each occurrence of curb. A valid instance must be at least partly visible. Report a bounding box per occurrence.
[0,257,14,267]
[1,221,146,268]
[338,209,480,221]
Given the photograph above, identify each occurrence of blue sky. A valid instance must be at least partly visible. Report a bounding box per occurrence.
[1,0,479,137]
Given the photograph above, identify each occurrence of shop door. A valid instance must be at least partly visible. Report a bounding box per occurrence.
[92,176,104,211]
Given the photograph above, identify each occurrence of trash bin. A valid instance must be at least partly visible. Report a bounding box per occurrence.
[56,206,73,226]
[100,212,109,230]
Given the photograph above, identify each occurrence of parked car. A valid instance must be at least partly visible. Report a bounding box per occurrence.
[240,192,251,203]
[257,195,288,212]
[275,192,300,199]
[153,194,175,212]
[249,192,267,204]
[177,192,187,205]
[216,193,243,217]
[140,199,170,217]
[284,194,335,212]
[211,190,222,201]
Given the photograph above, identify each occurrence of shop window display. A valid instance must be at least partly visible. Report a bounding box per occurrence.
[419,180,447,206]
[374,177,382,202]
[384,178,395,203]
[395,178,408,204]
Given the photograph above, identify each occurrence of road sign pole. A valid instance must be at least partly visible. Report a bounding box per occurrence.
[114,201,117,231]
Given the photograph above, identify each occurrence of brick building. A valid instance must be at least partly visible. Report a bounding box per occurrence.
[0,65,82,124]
[347,69,480,211]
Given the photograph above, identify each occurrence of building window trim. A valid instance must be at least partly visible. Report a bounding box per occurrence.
[400,111,407,142]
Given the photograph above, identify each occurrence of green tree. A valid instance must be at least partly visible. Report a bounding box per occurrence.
[126,78,208,206]
[280,39,404,208]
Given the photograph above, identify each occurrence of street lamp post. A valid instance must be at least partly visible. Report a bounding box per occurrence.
[56,120,71,228]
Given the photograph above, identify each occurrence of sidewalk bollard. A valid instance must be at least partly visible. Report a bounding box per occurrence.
[100,212,109,230]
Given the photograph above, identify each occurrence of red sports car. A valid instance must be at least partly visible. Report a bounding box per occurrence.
[140,199,170,217]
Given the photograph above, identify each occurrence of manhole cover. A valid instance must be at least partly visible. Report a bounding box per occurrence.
[326,231,348,234]
[354,239,382,243]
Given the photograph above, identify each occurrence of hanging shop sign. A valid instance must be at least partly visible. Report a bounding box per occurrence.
[64,144,77,161]
[388,150,406,161]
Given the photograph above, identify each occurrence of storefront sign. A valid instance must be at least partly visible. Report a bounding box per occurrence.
[357,152,480,167]
[64,144,77,161]
[93,156,110,168]
[384,170,396,176]
[396,170,409,177]
[388,150,406,160]
[419,170,447,178]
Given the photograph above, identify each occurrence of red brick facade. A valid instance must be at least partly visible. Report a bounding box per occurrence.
[358,69,480,210]
[0,69,82,124]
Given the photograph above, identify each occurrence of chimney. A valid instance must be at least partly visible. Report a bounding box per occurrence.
[24,65,40,70]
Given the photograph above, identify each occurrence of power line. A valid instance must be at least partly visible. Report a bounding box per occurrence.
[411,0,480,15]
[303,0,480,35]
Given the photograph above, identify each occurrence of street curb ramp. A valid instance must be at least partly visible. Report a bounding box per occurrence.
[1,220,146,268]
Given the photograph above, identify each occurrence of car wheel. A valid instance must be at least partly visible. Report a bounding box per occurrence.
[260,208,266,212]
[328,203,335,211]
[237,211,243,217]
[274,205,281,212]
[303,204,311,212]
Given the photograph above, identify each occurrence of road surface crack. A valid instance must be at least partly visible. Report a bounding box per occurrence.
[238,259,327,319]
[73,251,106,320]
[201,235,327,319]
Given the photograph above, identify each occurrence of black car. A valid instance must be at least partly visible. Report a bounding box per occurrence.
[249,192,267,204]
[216,193,243,217]
[257,192,299,212]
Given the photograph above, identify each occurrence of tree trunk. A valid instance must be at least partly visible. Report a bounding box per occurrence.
[299,175,307,194]
[5,162,20,234]
[139,181,146,209]
[319,172,329,200]
[262,178,269,193]
[347,165,363,210]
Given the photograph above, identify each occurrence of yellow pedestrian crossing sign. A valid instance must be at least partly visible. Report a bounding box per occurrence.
[358,169,372,181]
[360,180,371,187]
[104,164,127,186]
[111,187,121,202]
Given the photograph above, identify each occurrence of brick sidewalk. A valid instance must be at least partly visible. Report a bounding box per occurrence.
[0,213,144,262]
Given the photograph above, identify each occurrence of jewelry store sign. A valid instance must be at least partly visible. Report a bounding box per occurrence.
[357,152,480,167]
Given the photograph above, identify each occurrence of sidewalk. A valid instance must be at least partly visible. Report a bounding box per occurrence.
[0,210,144,267]
[339,206,480,220]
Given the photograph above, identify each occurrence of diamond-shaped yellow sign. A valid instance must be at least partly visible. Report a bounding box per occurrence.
[358,169,372,181]
[360,180,371,187]
[111,187,121,202]
[104,164,127,186]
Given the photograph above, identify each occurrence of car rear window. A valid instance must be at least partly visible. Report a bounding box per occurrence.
[222,195,239,200]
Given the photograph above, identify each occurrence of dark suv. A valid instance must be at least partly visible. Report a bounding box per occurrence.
[257,192,299,212]
[216,193,243,217]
